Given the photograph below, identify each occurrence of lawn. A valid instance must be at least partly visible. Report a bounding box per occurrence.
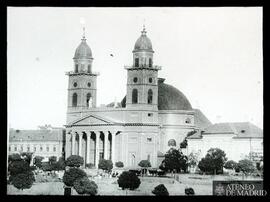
[7,174,262,195]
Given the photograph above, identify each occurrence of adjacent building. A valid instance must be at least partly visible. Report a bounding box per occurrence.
[8,125,65,161]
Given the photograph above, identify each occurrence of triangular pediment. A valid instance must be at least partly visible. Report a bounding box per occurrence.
[70,114,115,126]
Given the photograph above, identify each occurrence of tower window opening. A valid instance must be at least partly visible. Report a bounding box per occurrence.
[75,64,78,73]
[132,89,138,104]
[147,89,153,104]
[73,82,77,87]
[185,118,191,124]
[87,82,91,87]
[149,58,152,67]
[149,78,153,83]
[133,77,138,83]
[72,93,78,107]
[88,64,91,73]
[135,58,139,67]
[86,93,92,107]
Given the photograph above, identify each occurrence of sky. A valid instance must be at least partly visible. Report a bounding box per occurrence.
[7,7,263,129]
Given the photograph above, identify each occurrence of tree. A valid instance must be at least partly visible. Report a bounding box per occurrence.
[198,148,227,174]
[11,171,35,190]
[115,161,124,168]
[20,152,33,165]
[163,148,188,173]
[237,159,255,174]
[117,171,141,191]
[55,157,66,170]
[65,155,84,168]
[180,138,188,149]
[33,156,44,168]
[63,167,87,187]
[74,176,98,195]
[185,187,195,195]
[8,154,22,163]
[49,156,57,165]
[188,152,200,168]
[224,160,238,170]
[98,159,113,172]
[9,160,30,176]
[152,184,169,196]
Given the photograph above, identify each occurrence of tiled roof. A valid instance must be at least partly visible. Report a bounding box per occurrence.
[9,129,64,142]
[193,109,212,129]
[187,122,263,139]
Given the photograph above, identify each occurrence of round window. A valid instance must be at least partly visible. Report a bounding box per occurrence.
[133,77,138,83]
[73,82,77,87]
[149,78,153,83]
[87,82,91,87]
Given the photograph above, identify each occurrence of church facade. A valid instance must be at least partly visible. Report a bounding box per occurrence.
[64,27,211,168]
[64,27,263,168]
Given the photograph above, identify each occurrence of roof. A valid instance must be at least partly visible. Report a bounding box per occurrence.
[121,78,192,110]
[9,129,64,142]
[193,109,212,129]
[133,28,153,52]
[188,122,263,139]
[73,37,93,59]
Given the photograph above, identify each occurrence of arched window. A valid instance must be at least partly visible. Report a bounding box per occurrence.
[72,93,77,107]
[168,139,176,147]
[147,89,153,104]
[86,93,92,107]
[132,89,138,104]
[75,64,78,73]
[87,64,91,73]
[135,58,139,67]
[149,58,152,67]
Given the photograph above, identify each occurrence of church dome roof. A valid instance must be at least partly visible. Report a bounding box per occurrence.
[120,78,192,110]
[73,37,93,59]
[133,27,153,52]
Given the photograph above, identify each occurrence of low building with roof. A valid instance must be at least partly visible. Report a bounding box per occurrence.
[187,122,263,161]
[8,125,65,160]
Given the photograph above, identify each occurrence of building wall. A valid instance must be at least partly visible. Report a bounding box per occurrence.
[187,134,263,162]
[8,141,63,160]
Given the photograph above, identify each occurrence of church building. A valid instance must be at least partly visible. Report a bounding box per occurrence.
[64,27,263,168]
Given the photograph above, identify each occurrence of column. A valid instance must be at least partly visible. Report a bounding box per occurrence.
[78,132,83,156]
[111,132,116,165]
[95,131,100,168]
[71,132,76,155]
[104,131,109,160]
[86,132,91,164]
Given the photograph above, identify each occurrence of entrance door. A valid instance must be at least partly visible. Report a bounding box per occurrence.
[129,152,136,167]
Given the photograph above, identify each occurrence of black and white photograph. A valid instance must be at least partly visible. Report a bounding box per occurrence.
[6,6,264,196]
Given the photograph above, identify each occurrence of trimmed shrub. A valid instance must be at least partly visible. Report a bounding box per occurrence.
[63,167,87,187]
[74,176,98,195]
[117,171,141,190]
[115,161,124,168]
[98,159,113,172]
[152,184,169,196]
[55,157,66,170]
[11,171,35,190]
[65,155,84,168]
[138,160,151,168]
[185,187,195,195]
[8,154,22,163]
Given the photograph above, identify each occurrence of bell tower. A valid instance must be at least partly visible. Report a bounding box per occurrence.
[125,26,161,111]
[66,28,99,119]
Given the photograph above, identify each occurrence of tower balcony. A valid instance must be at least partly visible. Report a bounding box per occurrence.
[124,65,162,71]
[65,71,100,76]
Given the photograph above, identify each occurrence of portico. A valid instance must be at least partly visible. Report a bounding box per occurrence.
[68,129,119,167]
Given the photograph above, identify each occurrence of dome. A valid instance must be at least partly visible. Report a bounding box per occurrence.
[133,27,153,52]
[120,78,193,110]
[73,37,93,59]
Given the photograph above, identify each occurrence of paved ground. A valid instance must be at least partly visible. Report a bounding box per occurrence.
[7,174,262,195]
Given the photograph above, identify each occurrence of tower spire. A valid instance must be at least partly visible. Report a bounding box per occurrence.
[141,20,146,35]
[82,27,86,40]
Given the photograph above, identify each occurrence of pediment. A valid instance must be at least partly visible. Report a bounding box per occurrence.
[70,114,114,126]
